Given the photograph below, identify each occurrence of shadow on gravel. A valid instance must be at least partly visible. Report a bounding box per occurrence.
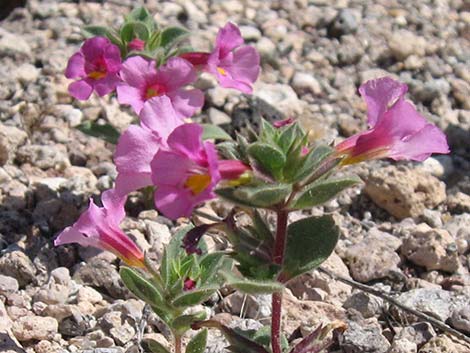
[0,0,26,21]
[0,332,26,352]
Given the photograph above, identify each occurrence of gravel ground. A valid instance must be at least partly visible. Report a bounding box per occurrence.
[0,0,469,352]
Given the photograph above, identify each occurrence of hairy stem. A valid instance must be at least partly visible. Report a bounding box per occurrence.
[174,335,182,353]
[271,210,289,353]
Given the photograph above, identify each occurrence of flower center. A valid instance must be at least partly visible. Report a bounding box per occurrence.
[145,83,165,100]
[217,67,227,76]
[185,174,211,195]
[88,60,107,80]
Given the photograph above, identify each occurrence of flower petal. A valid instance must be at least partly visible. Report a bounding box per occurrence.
[167,89,204,120]
[140,95,184,139]
[94,73,121,96]
[81,36,108,61]
[359,77,408,126]
[155,57,197,91]
[154,186,193,219]
[116,84,145,114]
[166,123,204,159]
[120,56,157,89]
[65,52,86,79]
[68,79,94,100]
[115,124,162,194]
[216,22,244,58]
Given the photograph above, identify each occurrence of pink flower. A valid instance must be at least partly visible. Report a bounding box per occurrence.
[151,123,221,219]
[54,189,145,267]
[116,56,204,117]
[335,77,450,164]
[218,160,250,180]
[181,22,260,93]
[114,96,184,196]
[128,38,145,51]
[273,117,295,128]
[65,36,122,100]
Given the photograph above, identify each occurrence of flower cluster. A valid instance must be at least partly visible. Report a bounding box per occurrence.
[57,22,256,260]
[57,9,451,353]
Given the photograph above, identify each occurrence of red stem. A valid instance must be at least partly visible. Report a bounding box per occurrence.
[271,210,288,353]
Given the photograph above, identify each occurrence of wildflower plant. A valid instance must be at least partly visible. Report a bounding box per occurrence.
[57,7,450,353]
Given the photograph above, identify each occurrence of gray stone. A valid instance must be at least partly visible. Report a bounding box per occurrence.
[340,318,390,353]
[12,316,58,341]
[343,228,402,282]
[208,107,231,125]
[328,9,359,37]
[365,166,446,219]
[343,291,383,318]
[0,28,31,56]
[291,72,322,95]
[254,83,305,116]
[449,306,470,334]
[393,288,469,322]
[388,30,426,60]
[0,250,36,287]
[0,274,19,294]
[401,223,460,273]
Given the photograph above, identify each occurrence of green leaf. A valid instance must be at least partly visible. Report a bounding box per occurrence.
[217,141,241,160]
[126,7,156,31]
[172,286,218,307]
[238,326,289,353]
[277,123,305,154]
[186,329,208,353]
[248,143,286,178]
[220,271,283,294]
[119,267,165,307]
[120,21,150,42]
[233,183,292,208]
[198,252,226,285]
[82,25,109,37]
[216,183,291,208]
[288,145,334,182]
[145,339,171,353]
[259,118,277,143]
[76,121,120,144]
[159,26,189,48]
[171,312,207,335]
[290,177,361,210]
[161,225,193,288]
[201,124,232,141]
[282,216,339,280]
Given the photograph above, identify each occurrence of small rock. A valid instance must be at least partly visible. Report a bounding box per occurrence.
[12,316,58,341]
[365,166,446,219]
[0,274,19,294]
[449,306,470,334]
[14,63,39,83]
[208,107,231,125]
[77,286,103,304]
[0,250,36,287]
[343,291,383,318]
[328,9,359,37]
[343,228,402,282]
[110,322,135,346]
[50,267,71,286]
[239,25,261,41]
[291,72,322,95]
[0,28,31,56]
[254,82,304,116]
[401,223,460,273]
[340,315,390,353]
[33,283,70,304]
[393,288,469,322]
[418,334,470,353]
[450,78,470,109]
[388,30,426,60]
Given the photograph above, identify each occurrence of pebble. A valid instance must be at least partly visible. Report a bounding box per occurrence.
[12,316,59,341]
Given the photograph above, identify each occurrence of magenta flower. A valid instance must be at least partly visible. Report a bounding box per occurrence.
[114,96,184,196]
[54,189,145,267]
[335,77,450,164]
[65,36,122,100]
[151,123,221,219]
[181,22,260,93]
[116,56,204,117]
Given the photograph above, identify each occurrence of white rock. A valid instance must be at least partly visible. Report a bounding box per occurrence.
[12,316,58,341]
[291,72,322,95]
[208,107,231,125]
